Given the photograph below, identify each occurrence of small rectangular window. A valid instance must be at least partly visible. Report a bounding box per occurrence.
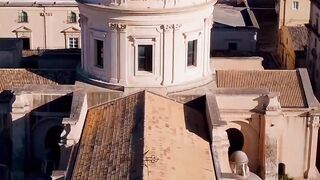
[138,45,153,72]
[18,11,28,23]
[68,37,79,48]
[95,40,104,68]
[67,12,77,23]
[292,1,299,10]
[187,40,197,66]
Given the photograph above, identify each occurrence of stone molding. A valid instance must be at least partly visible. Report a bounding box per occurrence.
[108,23,127,32]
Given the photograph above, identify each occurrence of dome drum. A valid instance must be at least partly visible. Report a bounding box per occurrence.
[78,0,215,87]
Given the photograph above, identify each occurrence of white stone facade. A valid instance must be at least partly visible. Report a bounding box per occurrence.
[79,0,216,87]
[0,0,80,50]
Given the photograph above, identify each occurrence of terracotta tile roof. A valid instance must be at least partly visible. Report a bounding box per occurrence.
[287,26,308,51]
[216,70,307,108]
[72,91,215,179]
[72,92,145,179]
[0,69,75,90]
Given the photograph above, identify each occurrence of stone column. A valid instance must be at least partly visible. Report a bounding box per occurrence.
[304,113,320,179]
[108,23,118,83]
[10,93,30,180]
[118,24,127,85]
[161,24,174,85]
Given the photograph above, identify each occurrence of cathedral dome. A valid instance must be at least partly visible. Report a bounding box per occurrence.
[78,0,215,88]
[80,0,213,9]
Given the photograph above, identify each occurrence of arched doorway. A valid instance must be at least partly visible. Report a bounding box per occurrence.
[44,126,63,171]
[226,128,244,156]
[31,118,64,176]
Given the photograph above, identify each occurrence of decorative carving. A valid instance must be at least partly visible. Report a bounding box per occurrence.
[308,116,320,128]
[108,23,118,31]
[108,23,127,32]
[118,24,127,32]
[161,24,174,32]
[173,24,182,31]
[266,93,281,111]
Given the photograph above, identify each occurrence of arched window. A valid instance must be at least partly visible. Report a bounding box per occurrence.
[18,11,28,23]
[68,11,77,23]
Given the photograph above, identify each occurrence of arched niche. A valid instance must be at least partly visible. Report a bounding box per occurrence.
[226,128,244,156]
[225,120,260,174]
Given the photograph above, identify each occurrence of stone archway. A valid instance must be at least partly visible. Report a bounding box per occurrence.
[226,121,260,174]
[31,118,64,175]
[226,128,244,156]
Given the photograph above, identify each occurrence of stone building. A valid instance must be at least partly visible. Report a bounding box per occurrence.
[276,0,310,27]
[0,0,319,179]
[78,0,214,87]
[275,0,310,69]
[306,0,320,99]
[211,2,259,53]
[277,25,308,69]
[0,0,80,50]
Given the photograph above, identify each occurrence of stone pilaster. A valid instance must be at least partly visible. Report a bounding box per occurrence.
[171,24,182,84]
[10,93,30,180]
[204,16,213,75]
[79,14,88,70]
[118,24,128,85]
[304,113,320,179]
[262,93,282,180]
[108,23,118,83]
[161,24,174,85]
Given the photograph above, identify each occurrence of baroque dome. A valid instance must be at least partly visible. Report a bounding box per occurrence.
[80,0,213,9]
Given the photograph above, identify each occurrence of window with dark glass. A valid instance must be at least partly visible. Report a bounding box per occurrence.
[95,40,104,68]
[18,11,28,23]
[138,45,152,72]
[187,40,197,66]
[68,12,77,23]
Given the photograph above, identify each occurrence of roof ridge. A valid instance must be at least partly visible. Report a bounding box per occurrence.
[88,90,145,110]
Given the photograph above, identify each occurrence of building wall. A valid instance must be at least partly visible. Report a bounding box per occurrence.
[0,38,22,67]
[277,0,310,27]
[0,6,80,49]
[211,28,257,52]
[307,0,320,99]
[79,2,213,87]
[277,26,296,69]
[215,94,319,179]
